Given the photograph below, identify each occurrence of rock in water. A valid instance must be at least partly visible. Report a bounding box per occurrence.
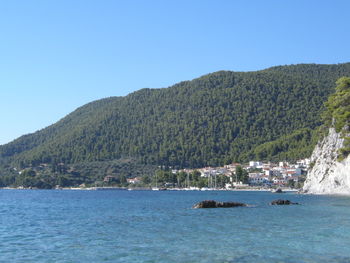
[218,201,247,208]
[303,128,350,195]
[193,200,247,209]
[270,199,299,205]
[193,200,217,208]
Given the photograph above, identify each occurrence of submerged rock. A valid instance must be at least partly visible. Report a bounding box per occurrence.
[270,199,299,205]
[273,188,284,193]
[193,200,247,209]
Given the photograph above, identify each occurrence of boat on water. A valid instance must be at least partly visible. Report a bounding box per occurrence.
[200,187,215,191]
[152,187,167,191]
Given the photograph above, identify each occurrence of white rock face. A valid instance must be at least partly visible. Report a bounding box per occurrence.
[303,128,350,194]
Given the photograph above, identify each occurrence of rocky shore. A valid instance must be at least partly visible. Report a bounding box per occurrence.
[303,128,350,195]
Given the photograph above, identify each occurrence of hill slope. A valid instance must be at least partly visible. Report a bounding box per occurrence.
[1,63,350,171]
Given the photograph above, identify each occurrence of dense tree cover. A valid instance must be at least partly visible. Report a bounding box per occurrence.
[322,77,350,160]
[1,63,350,178]
[0,158,157,188]
[234,166,249,184]
[244,128,319,162]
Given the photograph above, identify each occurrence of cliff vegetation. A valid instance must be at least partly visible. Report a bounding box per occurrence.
[322,77,350,160]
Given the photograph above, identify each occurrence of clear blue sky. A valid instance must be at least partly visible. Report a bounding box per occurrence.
[1,0,349,145]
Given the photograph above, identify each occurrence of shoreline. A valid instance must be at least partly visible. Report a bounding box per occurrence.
[0,186,299,192]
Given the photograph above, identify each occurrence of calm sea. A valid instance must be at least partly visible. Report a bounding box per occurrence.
[0,189,350,263]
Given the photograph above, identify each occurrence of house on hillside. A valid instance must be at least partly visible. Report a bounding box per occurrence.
[127,177,141,184]
[104,175,118,183]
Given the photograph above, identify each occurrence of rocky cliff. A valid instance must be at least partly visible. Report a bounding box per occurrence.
[303,128,350,194]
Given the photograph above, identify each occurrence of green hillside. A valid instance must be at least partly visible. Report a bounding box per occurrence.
[1,63,350,174]
[322,76,350,161]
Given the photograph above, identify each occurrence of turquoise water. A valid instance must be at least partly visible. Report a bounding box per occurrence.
[1,190,350,263]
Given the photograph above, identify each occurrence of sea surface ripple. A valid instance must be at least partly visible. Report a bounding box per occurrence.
[1,190,350,263]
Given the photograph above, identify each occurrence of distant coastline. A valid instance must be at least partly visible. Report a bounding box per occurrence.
[0,186,299,192]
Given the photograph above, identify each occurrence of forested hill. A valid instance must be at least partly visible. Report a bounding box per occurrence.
[1,63,350,169]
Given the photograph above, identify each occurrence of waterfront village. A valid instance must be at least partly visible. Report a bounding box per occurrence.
[6,158,310,190]
[117,159,311,190]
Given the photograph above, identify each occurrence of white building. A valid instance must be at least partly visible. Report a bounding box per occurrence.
[248,173,270,184]
[249,161,263,169]
[272,177,288,185]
